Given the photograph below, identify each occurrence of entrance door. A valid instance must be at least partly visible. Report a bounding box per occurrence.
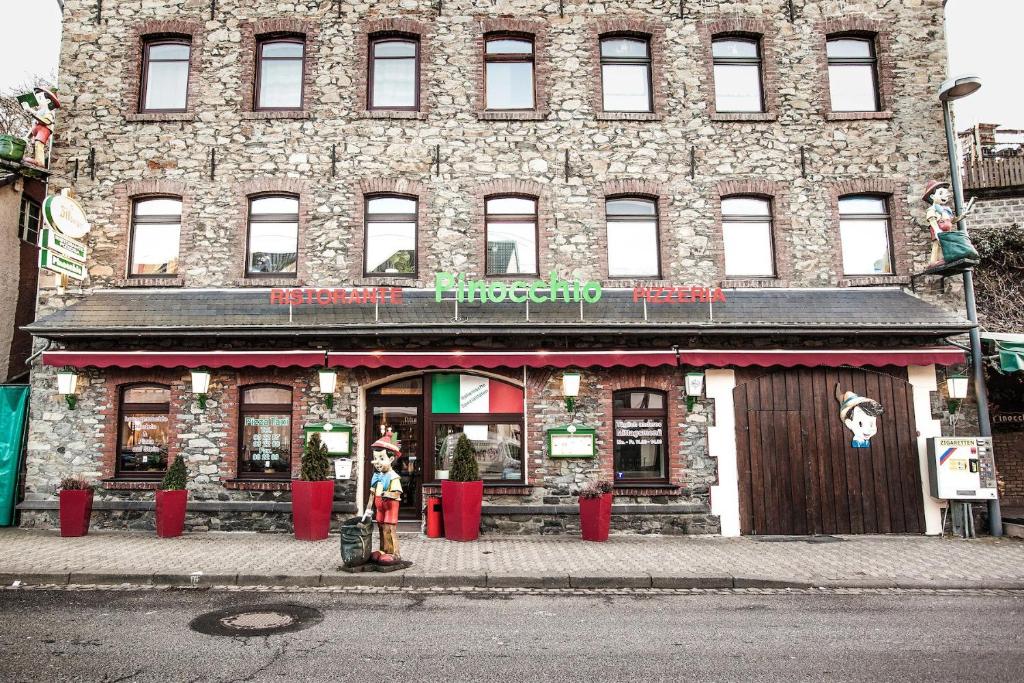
[365,402,422,520]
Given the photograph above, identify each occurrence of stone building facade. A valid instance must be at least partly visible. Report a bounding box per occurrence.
[20,0,981,535]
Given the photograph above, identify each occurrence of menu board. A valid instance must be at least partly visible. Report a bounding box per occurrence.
[303,422,353,457]
[546,426,597,458]
[614,419,664,447]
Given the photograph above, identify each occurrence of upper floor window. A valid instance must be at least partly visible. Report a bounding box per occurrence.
[117,384,171,478]
[130,197,181,277]
[712,36,764,113]
[600,36,653,112]
[247,195,298,277]
[140,39,191,112]
[613,389,668,484]
[722,196,775,277]
[606,197,659,278]
[827,36,880,112]
[485,35,535,110]
[369,36,419,110]
[365,195,417,276]
[19,196,41,245]
[838,195,893,276]
[485,196,538,276]
[256,36,305,110]
[239,384,293,479]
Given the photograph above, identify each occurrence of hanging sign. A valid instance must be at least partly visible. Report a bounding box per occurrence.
[547,425,597,458]
[43,189,90,238]
[39,227,87,261]
[39,248,86,281]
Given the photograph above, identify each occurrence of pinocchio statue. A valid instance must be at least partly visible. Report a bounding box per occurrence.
[364,430,403,564]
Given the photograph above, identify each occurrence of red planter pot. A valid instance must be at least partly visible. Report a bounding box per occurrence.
[58,489,93,537]
[441,479,483,542]
[580,494,612,542]
[291,480,334,541]
[155,490,188,538]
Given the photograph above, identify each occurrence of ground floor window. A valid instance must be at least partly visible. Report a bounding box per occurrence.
[433,421,523,481]
[117,384,171,478]
[612,389,668,483]
[239,384,292,478]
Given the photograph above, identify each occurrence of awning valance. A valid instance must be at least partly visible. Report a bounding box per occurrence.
[42,350,327,369]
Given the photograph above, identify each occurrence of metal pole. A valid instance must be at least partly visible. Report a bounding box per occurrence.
[941,100,1002,536]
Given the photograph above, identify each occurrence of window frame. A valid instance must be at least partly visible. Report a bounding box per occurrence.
[254,34,307,112]
[237,383,294,481]
[19,196,41,246]
[605,195,662,279]
[599,33,654,114]
[139,37,192,114]
[483,32,536,112]
[484,194,540,277]
[363,193,419,278]
[245,193,300,279]
[612,388,670,485]
[128,195,183,279]
[116,383,172,480]
[826,33,881,113]
[711,34,765,114]
[837,193,894,276]
[721,195,777,278]
[368,34,421,112]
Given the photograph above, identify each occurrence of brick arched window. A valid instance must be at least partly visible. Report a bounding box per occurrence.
[369,34,420,110]
[364,194,418,277]
[485,195,539,276]
[246,194,299,277]
[117,384,172,479]
[599,33,653,113]
[711,35,764,113]
[139,36,191,113]
[129,196,182,277]
[721,195,775,278]
[838,194,893,276]
[612,389,668,484]
[605,196,660,278]
[238,384,294,480]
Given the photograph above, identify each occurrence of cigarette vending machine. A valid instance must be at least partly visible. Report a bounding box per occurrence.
[927,437,997,500]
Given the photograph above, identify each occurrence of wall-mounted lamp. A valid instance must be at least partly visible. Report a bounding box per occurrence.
[685,371,705,411]
[561,371,581,414]
[318,369,337,410]
[56,367,78,410]
[190,369,211,410]
[945,373,969,413]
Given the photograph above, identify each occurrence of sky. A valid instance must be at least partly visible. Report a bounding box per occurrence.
[0,0,1019,129]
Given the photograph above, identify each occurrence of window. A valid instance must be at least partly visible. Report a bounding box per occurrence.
[365,195,417,276]
[838,195,893,275]
[485,35,535,110]
[117,385,171,478]
[606,197,659,278]
[712,37,764,113]
[239,385,293,479]
[256,37,305,110]
[722,196,775,277]
[613,389,668,483]
[140,39,191,112]
[246,195,299,277]
[369,36,419,110]
[19,196,41,245]
[600,36,652,112]
[485,196,538,276]
[827,36,880,112]
[129,197,181,277]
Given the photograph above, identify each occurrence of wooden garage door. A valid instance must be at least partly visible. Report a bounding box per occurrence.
[734,367,925,535]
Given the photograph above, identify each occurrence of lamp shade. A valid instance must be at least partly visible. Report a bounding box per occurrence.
[318,369,337,395]
[190,369,211,395]
[946,374,969,400]
[56,369,78,395]
[685,372,705,397]
[938,75,982,103]
[561,371,581,398]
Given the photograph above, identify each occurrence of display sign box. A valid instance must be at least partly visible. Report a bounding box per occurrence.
[547,425,597,458]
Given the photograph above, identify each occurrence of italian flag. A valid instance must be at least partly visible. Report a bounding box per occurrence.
[431,374,523,414]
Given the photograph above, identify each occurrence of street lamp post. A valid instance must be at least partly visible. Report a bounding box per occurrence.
[938,75,1002,536]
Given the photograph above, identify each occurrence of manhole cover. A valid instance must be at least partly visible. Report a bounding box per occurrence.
[190,604,323,637]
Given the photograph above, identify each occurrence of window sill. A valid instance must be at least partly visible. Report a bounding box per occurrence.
[115,277,184,288]
[360,111,429,120]
[234,278,302,287]
[101,479,162,490]
[711,112,778,122]
[127,112,195,123]
[825,110,893,121]
[839,275,910,287]
[224,479,292,491]
[241,111,311,121]
[423,483,533,496]
[596,112,662,122]
[720,278,786,288]
[613,484,681,496]
[476,110,548,121]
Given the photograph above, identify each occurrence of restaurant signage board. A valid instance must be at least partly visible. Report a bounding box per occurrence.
[547,425,597,458]
[39,248,86,281]
[40,227,87,262]
[43,189,90,238]
[303,421,353,456]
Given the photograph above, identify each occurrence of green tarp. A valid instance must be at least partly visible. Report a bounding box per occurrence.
[997,341,1024,373]
[0,386,29,526]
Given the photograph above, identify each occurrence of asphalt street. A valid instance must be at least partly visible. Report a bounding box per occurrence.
[0,588,1021,682]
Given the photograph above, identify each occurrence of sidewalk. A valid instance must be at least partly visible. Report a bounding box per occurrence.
[1,528,1023,590]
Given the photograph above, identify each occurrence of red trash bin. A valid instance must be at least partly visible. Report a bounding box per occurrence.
[425,496,444,538]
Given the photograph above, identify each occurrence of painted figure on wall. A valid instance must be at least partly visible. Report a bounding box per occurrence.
[365,430,403,564]
[835,384,884,449]
[923,179,977,266]
[17,87,61,168]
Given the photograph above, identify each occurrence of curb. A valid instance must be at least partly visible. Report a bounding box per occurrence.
[3,571,1024,591]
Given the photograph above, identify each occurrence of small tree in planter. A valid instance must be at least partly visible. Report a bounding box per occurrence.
[441,433,483,541]
[292,433,334,541]
[579,480,613,542]
[57,477,94,537]
[155,458,188,538]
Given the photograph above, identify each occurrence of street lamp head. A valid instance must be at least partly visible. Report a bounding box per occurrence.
[938,75,982,103]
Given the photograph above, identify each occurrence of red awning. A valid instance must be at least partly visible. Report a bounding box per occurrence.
[327,350,678,369]
[42,350,327,369]
[678,348,965,368]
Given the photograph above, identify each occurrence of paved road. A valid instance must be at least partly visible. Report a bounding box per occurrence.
[0,588,1021,682]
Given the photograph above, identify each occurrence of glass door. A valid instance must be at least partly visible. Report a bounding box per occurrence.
[367,404,422,519]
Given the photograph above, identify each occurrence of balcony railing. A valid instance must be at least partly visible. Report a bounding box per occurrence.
[963,155,1024,191]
